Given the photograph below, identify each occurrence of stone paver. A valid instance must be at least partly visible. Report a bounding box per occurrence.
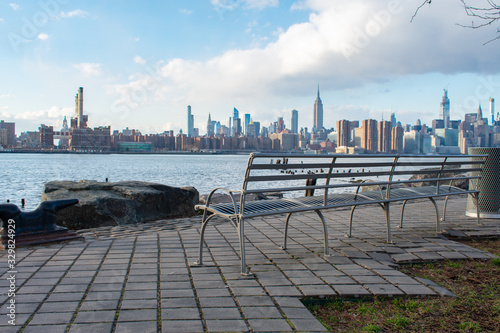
[0,197,498,332]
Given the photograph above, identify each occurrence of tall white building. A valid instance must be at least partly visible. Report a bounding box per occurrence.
[313,86,323,132]
[187,105,194,137]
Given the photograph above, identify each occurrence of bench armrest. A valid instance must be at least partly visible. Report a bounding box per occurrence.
[355,179,385,199]
[201,187,242,214]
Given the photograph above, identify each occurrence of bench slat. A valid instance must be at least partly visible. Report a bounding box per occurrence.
[248,163,333,170]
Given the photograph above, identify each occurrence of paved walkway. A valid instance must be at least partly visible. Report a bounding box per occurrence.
[0,196,499,332]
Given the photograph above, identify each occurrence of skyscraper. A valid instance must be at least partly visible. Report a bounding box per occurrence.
[276,117,285,133]
[71,87,88,129]
[233,108,239,121]
[377,121,392,153]
[313,85,323,132]
[490,98,495,125]
[206,113,213,136]
[390,112,396,128]
[359,119,378,153]
[291,109,298,134]
[187,105,194,137]
[440,89,450,129]
[232,108,240,136]
[233,118,241,136]
[391,126,404,153]
[0,120,15,148]
[247,118,256,137]
[244,113,251,135]
[337,119,350,147]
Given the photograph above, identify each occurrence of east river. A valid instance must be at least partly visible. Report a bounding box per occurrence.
[0,153,251,210]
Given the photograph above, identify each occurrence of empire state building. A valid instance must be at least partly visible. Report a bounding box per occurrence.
[313,86,323,132]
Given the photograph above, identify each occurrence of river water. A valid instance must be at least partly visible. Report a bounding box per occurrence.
[0,153,251,210]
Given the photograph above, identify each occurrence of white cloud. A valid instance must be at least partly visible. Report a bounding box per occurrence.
[60,9,89,18]
[14,106,72,121]
[9,3,19,10]
[211,0,239,10]
[246,20,258,33]
[243,0,278,9]
[179,9,193,15]
[37,33,49,40]
[133,56,146,65]
[0,18,5,23]
[0,94,14,99]
[73,63,103,77]
[0,110,12,119]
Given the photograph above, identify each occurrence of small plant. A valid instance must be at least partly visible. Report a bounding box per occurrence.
[358,303,376,315]
[458,320,481,332]
[362,324,382,332]
[446,260,462,268]
[492,257,500,266]
[327,299,344,311]
[385,314,411,329]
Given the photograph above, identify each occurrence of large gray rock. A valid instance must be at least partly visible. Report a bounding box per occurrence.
[404,168,468,189]
[41,180,199,229]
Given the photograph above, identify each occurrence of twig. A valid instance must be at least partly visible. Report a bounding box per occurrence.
[411,0,432,23]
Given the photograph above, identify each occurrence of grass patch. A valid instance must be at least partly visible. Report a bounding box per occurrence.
[305,238,500,332]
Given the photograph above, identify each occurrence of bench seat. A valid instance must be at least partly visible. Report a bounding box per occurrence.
[201,185,471,218]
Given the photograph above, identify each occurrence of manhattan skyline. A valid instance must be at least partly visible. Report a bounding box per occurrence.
[1,0,500,134]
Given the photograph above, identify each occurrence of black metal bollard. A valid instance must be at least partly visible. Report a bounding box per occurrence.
[0,199,81,248]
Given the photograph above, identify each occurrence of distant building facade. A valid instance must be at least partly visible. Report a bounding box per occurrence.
[0,120,15,148]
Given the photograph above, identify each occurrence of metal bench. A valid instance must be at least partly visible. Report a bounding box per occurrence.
[194,153,486,275]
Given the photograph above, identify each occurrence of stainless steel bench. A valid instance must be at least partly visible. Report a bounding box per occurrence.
[194,153,486,275]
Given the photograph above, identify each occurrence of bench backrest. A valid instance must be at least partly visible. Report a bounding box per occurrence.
[241,153,486,203]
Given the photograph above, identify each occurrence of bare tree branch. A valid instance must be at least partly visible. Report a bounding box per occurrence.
[411,0,432,23]
[456,0,500,44]
[412,0,500,44]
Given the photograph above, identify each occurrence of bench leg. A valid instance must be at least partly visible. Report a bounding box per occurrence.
[400,198,440,233]
[193,213,217,266]
[472,193,481,225]
[238,217,251,276]
[347,205,357,238]
[399,200,408,228]
[428,198,440,233]
[314,210,330,256]
[282,212,293,250]
[384,203,392,244]
[283,211,330,256]
[442,195,450,221]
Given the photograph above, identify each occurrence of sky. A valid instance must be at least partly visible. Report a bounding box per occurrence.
[1,0,500,135]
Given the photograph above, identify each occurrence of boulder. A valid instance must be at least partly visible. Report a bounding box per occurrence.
[41,180,199,229]
[403,168,468,189]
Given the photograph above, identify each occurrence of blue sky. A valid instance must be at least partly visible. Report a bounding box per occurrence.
[1,0,500,134]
